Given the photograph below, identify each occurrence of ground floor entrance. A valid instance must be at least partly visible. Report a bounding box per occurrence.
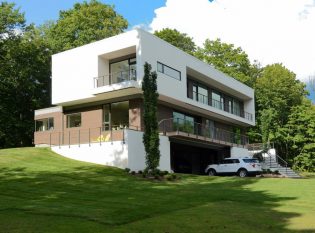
[170,140,230,175]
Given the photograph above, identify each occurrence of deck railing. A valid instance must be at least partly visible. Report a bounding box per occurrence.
[159,118,249,147]
[192,91,253,121]
[93,69,137,88]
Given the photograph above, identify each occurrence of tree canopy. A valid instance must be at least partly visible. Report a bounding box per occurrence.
[45,0,128,52]
[0,3,51,148]
[154,28,196,55]
[195,39,258,87]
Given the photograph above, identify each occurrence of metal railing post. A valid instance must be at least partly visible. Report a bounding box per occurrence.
[176,118,179,134]
[123,129,125,144]
[163,121,166,135]
[111,128,113,145]
[99,127,102,146]
[88,128,90,147]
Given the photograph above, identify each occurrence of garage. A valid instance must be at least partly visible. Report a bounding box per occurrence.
[170,140,230,175]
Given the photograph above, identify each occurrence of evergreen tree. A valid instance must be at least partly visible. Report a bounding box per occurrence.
[142,62,160,170]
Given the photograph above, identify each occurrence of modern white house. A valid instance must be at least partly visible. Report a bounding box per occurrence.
[34,28,255,174]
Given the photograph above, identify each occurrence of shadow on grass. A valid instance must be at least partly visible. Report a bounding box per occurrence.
[0,164,313,232]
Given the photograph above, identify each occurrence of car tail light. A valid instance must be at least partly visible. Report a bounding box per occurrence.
[251,164,256,168]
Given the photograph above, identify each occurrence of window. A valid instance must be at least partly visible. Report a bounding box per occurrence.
[102,101,129,131]
[157,62,181,80]
[173,112,195,133]
[35,118,54,131]
[67,113,81,128]
[110,57,136,84]
[211,91,223,110]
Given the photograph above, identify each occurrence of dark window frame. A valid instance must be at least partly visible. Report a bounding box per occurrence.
[157,62,181,81]
[66,113,82,128]
[35,117,54,132]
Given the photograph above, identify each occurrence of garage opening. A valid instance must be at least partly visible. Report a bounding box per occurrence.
[170,141,230,174]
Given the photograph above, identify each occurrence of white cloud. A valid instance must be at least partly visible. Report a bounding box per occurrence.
[150,0,315,81]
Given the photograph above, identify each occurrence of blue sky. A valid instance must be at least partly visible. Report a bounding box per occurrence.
[8,0,166,28]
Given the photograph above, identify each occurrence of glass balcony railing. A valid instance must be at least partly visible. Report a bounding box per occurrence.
[93,69,137,88]
[192,91,253,121]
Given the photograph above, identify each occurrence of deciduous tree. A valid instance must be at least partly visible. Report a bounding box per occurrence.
[0,3,51,148]
[154,28,196,55]
[45,0,128,52]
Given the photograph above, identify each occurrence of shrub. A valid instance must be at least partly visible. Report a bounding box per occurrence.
[124,168,130,173]
[130,171,136,175]
[138,170,143,174]
[293,152,315,172]
[165,174,173,181]
[160,170,169,176]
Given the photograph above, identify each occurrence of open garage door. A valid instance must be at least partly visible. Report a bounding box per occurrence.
[170,140,230,174]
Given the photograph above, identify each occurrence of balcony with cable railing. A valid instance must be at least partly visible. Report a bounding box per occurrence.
[159,118,249,148]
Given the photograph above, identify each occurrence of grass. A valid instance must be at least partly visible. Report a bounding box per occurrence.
[0,148,315,233]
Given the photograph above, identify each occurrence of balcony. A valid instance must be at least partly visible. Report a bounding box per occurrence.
[159,118,249,148]
[193,91,253,121]
[93,69,137,88]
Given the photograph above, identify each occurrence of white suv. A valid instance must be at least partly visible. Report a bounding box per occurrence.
[205,158,262,177]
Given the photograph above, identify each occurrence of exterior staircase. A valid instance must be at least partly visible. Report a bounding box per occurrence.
[248,143,301,178]
[261,156,301,178]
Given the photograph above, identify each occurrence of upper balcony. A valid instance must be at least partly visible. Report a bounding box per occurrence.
[192,91,253,121]
[93,69,137,88]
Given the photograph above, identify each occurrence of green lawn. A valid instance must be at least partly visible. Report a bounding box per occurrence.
[0,148,314,233]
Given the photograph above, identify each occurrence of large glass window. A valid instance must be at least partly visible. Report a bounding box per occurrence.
[233,99,241,116]
[211,91,223,110]
[198,86,208,105]
[67,113,81,128]
[157,62,181,80]
[187,78,245,118]
[173,112,194,134]
[103,101,129,130]
[35,118,54,131]
[110,57,136,84]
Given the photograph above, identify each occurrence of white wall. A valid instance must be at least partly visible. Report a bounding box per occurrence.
[50,129,171,171]
[230,147,250,158]
[126,129,171,172]
[52,30,139,105]
[138,29,255,126]
[51,141,128,168]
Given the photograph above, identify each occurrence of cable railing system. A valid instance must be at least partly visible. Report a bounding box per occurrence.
[158,118,249,147]
[93,69,137,88]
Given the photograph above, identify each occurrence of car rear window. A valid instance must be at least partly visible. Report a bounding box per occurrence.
[243,159,259,163]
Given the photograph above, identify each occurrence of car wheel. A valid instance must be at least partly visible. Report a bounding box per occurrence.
[208,169,216,176]
[238,169,248,178]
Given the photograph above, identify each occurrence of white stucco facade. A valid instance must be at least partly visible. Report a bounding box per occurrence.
[51,129,171,172]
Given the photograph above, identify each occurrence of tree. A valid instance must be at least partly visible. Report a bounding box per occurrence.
[142,62,160,170]
[195,39,258,86]
[45,0,128,52]
[251,64,307,160]
[154,28,196,55]
[0,3,51,148]
[255,64,306,126]
[0,1,25,37]
[280,99,315,170]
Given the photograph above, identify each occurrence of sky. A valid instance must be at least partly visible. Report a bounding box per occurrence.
[8,0,315,101]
